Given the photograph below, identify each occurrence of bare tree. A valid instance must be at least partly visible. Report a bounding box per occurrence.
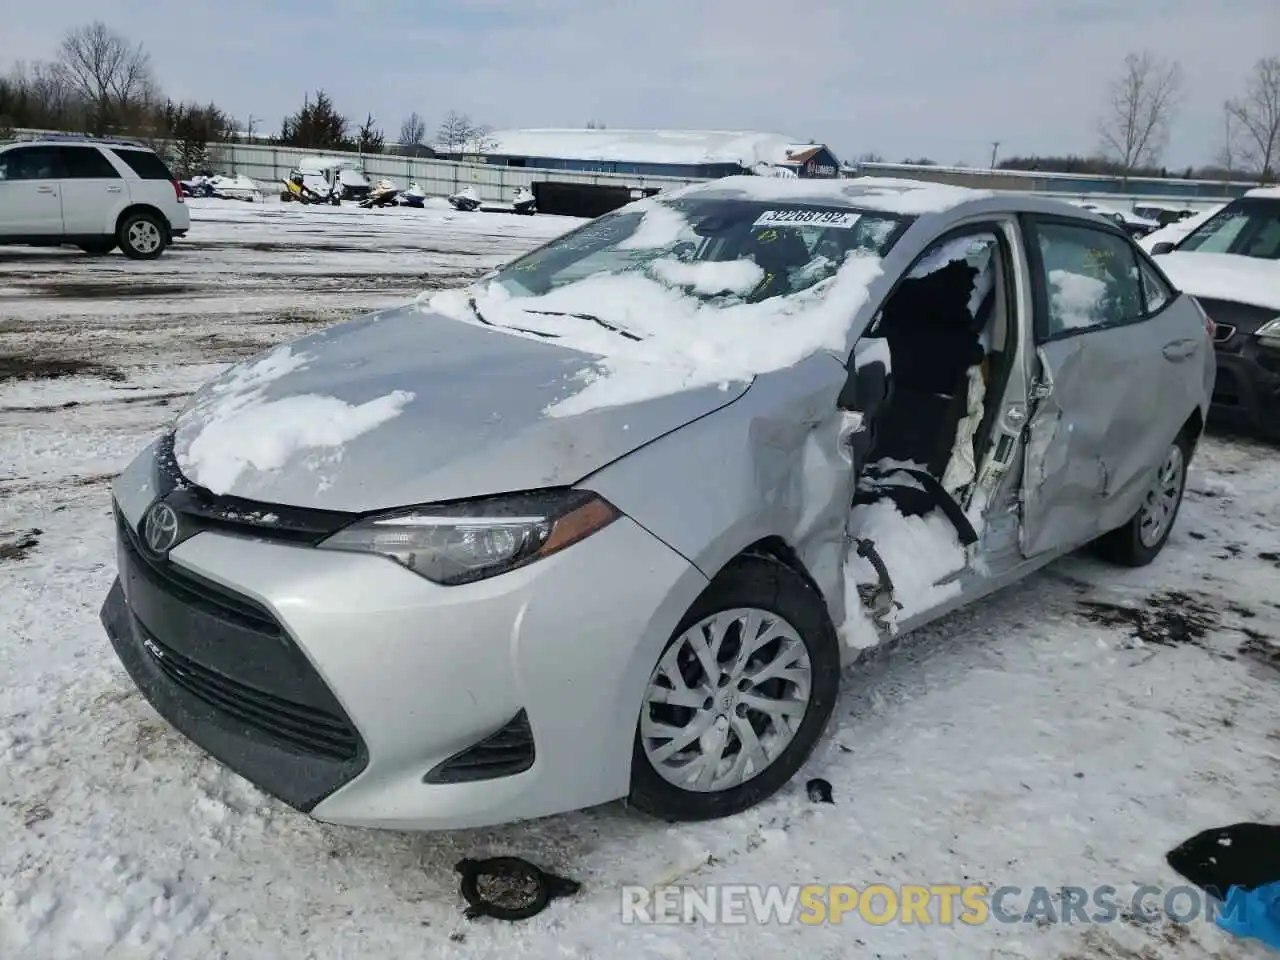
[436,110,476,151]
[1096,51,1184,178]
[462,123,498,155]
[1225,56,1280,182]
[399,111,426,147]
[56,21,157,134]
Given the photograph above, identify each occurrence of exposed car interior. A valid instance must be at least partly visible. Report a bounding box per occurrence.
[856,231,1014,510]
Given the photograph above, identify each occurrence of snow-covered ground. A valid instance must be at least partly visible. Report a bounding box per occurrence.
[1,199,1277,960]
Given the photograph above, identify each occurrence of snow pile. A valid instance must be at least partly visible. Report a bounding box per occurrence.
[647,258,764,296]
[841,497,969,641]
[476,128,804,170]
[617,203,697,249]
[1047,269,1106,329]
[427,253,883,417]
[173,345,414,495]
[674,174,987,216]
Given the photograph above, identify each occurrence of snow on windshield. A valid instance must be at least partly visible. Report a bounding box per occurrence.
[427,253,883,417]
[173,344,414,494]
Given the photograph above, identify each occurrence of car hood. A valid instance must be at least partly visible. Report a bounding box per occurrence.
[1155,251,1280,313]
[171,305,749,512]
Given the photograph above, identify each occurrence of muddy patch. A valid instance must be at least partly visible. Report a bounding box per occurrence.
[0,528,41,561]
[29,281,202,299]
[1240,633,1279,671]
[0,355,125,382]
[1077,590,1219,648]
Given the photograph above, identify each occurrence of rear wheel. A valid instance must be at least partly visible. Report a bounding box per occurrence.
[117,212,168,260]
[1094,433,1190,566]
[78,239,115,256]
[628,555,840,821]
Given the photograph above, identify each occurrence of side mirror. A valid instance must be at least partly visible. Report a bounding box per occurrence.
[1150,241,1175,256]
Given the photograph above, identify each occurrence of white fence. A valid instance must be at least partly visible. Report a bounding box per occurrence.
[216,142,700,201]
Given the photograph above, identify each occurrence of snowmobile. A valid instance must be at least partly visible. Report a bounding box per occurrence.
[398,181,427,208]
[512,186,537,215]
[280,170,339,205]
[359,178,400,208]
[448,186,482,212]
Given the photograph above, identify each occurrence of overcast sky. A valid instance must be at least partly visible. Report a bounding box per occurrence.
[3,0,1276,168]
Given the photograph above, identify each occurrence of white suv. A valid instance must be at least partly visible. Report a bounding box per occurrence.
[0,136,191,259]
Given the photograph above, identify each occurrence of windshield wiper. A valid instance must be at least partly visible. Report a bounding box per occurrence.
[522,309,643,341]
[468,296,561,340]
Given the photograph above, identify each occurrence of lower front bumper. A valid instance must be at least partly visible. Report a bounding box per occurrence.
[1212,348,1280,436]
[101,578,368,811]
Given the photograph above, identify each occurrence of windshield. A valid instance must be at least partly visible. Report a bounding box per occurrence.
[1177,198,1280,260]
[491,198,907,306]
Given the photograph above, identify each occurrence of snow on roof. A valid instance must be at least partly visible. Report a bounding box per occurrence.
[476,128,826,169]
[672,175,989,215]
[1246,185,1280,199]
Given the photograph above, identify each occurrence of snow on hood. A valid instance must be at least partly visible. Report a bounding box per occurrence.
[1154,251,1280,313]
[173,344,414,496]
[425,251,884,418]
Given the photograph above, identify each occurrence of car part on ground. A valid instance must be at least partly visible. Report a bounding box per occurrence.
[455,857,581,921]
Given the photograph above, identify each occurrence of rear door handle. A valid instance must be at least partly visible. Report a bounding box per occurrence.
[37,186,56,194]
[1162,338,1197,361]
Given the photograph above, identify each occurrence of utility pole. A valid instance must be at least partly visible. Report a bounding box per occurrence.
[245,115,257,141]
[989,141,1001,169]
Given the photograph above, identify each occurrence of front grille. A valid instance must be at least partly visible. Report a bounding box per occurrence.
[424,710,535,783]
[116,510,279,635]
[142,627,359,761]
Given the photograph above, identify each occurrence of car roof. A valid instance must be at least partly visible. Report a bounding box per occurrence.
[665,174,1119,229]
[3,135,151,150]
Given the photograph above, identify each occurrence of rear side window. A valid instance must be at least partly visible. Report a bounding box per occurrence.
[59,146,121,179]
[0,146,62,180]
[109,148,174,180]
[1030,221,1145,338]
[1136,257,1174,314]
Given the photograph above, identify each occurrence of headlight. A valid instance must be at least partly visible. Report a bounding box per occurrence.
[1257,317,1280,345]
[317,489,619,585]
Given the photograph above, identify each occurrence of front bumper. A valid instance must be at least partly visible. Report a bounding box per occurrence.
[103,497,706,830]
[1211,335,1280,435]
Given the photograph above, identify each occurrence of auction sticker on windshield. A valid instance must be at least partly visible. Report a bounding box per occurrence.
[753,210,861,228]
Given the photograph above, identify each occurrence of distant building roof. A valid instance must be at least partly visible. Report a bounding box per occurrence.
[468,128,836,171]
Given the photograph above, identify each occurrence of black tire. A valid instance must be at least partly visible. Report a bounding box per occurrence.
[117,212,168,260]
[78,239,115,255]
[1094,432,1191,567]
[628,554,840,822]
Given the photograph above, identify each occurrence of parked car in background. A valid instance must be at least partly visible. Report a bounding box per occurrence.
[1071,201,1159,238]
[1133,202,1200,227]
[101,177,1213,832]
[0,135,189,258]
[1151,186,1280,437]
[1139,203,1227,254]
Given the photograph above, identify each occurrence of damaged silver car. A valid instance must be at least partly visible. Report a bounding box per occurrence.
[100,176,1215,830]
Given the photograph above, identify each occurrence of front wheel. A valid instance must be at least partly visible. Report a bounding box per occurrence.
[117,212,168,260]
[628,555,840,822]
[1094,433,1190,566]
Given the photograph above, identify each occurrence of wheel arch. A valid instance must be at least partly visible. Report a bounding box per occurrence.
[115,204,171,237]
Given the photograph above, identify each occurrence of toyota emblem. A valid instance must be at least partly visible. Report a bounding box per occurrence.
[142,501,180,555]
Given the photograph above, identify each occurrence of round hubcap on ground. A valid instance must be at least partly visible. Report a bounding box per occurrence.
[1138,444,1185,548]
[128,221,161,253]
[640,607,812,792]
